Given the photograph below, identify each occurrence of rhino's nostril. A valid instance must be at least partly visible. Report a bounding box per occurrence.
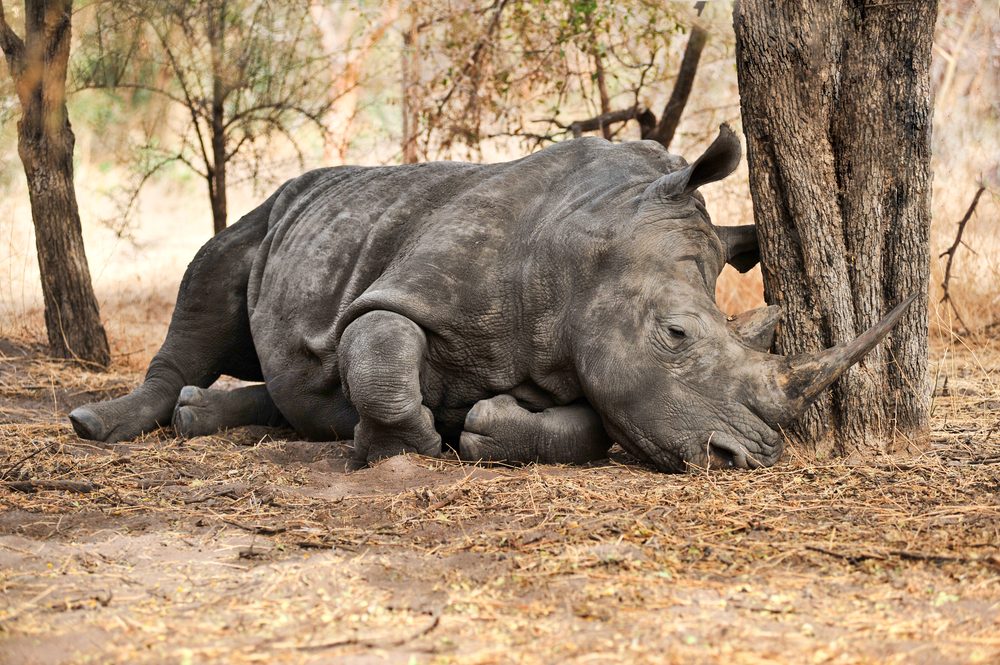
[708,443,736,469]
[707,434,751,470]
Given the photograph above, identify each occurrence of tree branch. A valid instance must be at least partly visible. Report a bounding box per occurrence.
[568,105,650,138]
[432,0,509,120]
[72,80,189,107]
[0,0,26,76]
[645,25,707,149]
[148,17,213,175]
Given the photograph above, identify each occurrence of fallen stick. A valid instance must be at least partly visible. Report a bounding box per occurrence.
[136,478,189,489]
[4,480,99,494]
[296,612,441,652]
[0,442,55,481]
[182,482,249,504]
[223,519,287,535]
[806,544,999,569]
[49,591,113,612]
[888,549,1000,569]
[804,544,886,563]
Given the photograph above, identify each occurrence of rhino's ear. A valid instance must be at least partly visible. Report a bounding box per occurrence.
[645,124,742,199]
[714,224,760,272]
[686,123,742,190]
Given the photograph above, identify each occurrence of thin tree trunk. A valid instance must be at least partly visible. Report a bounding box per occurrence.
[1,0,110,368]
[208,0,227,234]
[733,0,936,457]
[209,124,227,234]
[646,26,706,149]
[592,51,612,140]
[594,51,611,141]
[401,8,420,164]
[586,12,613,141]
[207,158,226,235]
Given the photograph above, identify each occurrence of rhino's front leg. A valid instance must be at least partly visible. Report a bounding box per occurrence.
[339,310,442,470]
[459,395,611,465]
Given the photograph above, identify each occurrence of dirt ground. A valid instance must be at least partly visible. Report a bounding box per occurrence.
[0,337,998,665]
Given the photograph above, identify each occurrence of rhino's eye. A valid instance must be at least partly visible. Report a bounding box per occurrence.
[652,316,698,356]
[667,325,687,339]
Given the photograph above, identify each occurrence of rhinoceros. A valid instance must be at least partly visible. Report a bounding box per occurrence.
[69,125,912,472]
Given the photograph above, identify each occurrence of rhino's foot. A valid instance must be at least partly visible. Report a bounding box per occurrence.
[459,395,611,465]
[68,405,141,443]
[350,404,442,471]
[458,395,527,463]
[172,386,224,437]
[173,384,287,438]
[70,381,180,443]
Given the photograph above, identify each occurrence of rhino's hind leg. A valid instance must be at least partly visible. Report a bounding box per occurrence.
[339,310,442,469]
[69,191,279,443]
[172,384,287,437]
[459,395,611,465]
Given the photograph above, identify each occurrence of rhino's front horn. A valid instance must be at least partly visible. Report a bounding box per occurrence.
[779,294,918,415]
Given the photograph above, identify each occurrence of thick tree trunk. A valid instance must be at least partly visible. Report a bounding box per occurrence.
[733,1,937,457]
[1,0,110,368]
[19,127,111,367]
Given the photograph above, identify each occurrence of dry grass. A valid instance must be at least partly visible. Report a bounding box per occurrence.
[1,334,998,664]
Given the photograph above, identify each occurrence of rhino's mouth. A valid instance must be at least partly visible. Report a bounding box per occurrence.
[603,410,782,473]
[699,413,784,470]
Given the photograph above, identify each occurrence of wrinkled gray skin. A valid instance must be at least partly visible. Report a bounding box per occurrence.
[69,125,913,472]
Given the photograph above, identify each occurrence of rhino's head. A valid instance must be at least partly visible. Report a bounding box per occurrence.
[574,125,913,472]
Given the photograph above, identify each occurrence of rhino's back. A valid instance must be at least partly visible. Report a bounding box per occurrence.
[248,162,481,332]
[332,138,687,335]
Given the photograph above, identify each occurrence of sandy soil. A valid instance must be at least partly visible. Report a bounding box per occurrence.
[0,337,998,664]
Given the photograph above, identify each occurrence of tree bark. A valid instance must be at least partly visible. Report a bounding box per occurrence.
[1,0,110,368]
[646,25,706,149]
[733,0,937,457]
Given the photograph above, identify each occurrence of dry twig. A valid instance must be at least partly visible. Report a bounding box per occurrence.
[939,185,987,332]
